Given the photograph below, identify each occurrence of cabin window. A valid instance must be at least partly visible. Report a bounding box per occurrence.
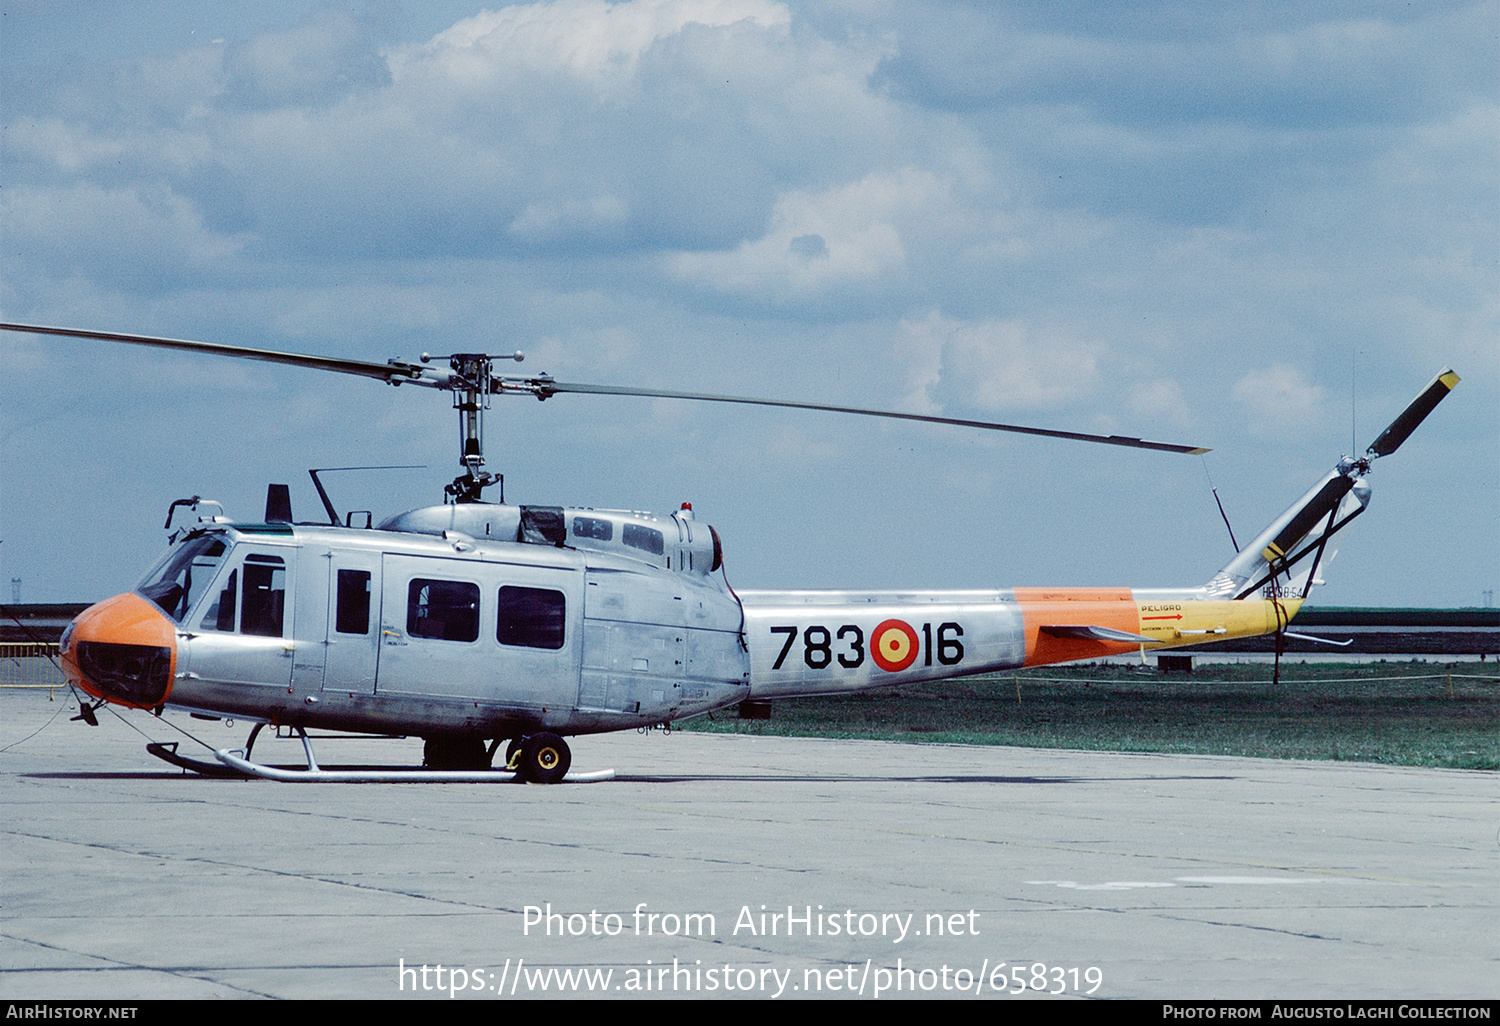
[572,516,612,541]
[240,555,287,637]
[497,586,565,649]
[199,569,237,632]
[622,524,664,556]
[136,534,229,623]
[519,506,566,546]
[408,578,480,642]
[335,570,371,635]
[193,552,287,635]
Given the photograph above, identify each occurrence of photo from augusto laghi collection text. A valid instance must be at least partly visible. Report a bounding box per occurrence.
[396,901,1099,998]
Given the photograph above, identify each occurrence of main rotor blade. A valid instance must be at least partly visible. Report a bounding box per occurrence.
[1365,367,1460,458]
[2,321,1210,453]
[530,380,1211,454]
[0,322,431,386]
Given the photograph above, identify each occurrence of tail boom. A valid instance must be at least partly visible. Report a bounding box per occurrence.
[739,588,1297,699]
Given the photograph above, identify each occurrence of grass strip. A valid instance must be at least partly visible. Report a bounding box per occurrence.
[681,660,1499,770]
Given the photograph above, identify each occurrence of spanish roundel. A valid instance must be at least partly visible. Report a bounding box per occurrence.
[871,619,920,672]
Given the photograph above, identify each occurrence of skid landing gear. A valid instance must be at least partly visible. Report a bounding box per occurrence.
[146,721,598,782]
[146,720,272,777]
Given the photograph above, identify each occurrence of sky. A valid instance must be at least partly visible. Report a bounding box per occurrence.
[1,0,1495,609]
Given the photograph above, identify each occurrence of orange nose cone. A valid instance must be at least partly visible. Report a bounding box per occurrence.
[61,593,178,709]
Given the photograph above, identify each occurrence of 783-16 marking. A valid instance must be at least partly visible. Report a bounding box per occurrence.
[768,620,965,672]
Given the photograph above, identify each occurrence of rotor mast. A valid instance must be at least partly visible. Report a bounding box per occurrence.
[437,351,523,503]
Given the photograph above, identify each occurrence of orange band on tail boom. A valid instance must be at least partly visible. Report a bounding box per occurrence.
[1014,587,1140,667]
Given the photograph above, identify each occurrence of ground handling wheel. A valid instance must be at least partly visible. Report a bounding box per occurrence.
[519,732,571,784]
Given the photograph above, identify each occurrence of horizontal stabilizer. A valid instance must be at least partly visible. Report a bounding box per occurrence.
[1282,632,1352,647]
[1041,624,1155,645]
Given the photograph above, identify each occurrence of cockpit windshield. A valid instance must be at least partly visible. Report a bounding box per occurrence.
[136,533,230,623]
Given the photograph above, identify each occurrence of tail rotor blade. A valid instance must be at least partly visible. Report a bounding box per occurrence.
[1365,367,1460,458]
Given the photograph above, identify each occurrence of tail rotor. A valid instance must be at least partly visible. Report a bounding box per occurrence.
[1206,366,1459,603]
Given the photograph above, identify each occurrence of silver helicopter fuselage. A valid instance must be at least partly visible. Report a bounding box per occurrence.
[60,492,1308,743]
[81,503,751,740]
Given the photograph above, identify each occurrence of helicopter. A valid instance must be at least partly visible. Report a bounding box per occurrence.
[0,322,1459,782]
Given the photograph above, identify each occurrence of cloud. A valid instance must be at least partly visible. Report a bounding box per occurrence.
[508,194,632,245]
[1128,378,1194,428]
[1231,364,1327,436]
[387,0,790,92]
[223,9,390,108]
[897,311,1100,415]
[0,183,246,281]
[870,2,1497,230]
[26,0,904,265]
[878,2,1494,129]
[665,169,951,302]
